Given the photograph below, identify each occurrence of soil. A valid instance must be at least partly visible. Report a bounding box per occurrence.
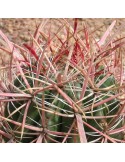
[0,18,125,65]
[0,18,125,45]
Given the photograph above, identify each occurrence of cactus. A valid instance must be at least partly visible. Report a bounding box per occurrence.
[0,19,125,143]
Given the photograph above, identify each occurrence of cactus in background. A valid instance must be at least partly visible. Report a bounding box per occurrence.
[0,19,125,143]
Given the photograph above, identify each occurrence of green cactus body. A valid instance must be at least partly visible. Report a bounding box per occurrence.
[4,65,123,143]
[84,74,123,142]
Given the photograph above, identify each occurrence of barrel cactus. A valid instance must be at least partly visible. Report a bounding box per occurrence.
[0,19,125,143]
